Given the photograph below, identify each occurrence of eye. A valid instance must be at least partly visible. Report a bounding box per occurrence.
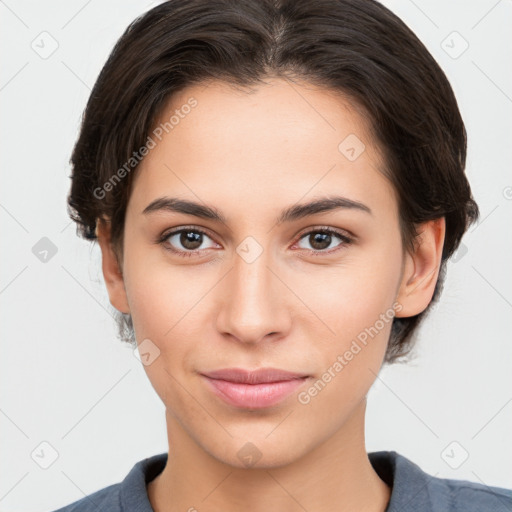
[158,227,218,257]
[157,225,354,258]
[294,227,353,255]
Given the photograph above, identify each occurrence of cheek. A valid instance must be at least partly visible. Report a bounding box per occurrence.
[295,240,402,397]
[122,248,213,384]
[295,249,402,341]
[125,269,198,407]
[123,240,206,338]
[297,298,395,419]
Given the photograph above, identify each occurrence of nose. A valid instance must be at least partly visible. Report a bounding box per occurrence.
[215,247,292,345]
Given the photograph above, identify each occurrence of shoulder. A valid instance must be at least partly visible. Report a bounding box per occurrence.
[48,483,121,511]
[427,472,512,511]
[48,453,168,512]
[369,450,512,512]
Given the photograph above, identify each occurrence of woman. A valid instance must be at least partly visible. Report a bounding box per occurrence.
[53,0,512,510]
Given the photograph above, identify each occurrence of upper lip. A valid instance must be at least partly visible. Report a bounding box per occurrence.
[201,367,309,384]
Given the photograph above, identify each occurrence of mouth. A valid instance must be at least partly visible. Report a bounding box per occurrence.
[200,367,310,409]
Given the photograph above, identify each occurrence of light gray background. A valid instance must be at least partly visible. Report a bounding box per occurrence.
[1,1,511,510]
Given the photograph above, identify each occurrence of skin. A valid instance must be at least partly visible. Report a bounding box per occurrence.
[97,77,445,512]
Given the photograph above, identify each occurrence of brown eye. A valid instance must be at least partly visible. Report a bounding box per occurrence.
[296,228,353,254]
[176,230,203,250]
[160,228,217,256]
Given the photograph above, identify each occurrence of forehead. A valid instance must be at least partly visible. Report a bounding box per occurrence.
[128,78,397,221]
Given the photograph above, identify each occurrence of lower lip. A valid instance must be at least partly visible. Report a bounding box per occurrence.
[202,376,309,409]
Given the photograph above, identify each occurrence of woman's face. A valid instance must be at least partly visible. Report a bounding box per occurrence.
[103,78,424,468]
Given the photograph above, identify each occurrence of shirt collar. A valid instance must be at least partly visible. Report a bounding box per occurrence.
[119,450,435,512]
[368,450,435,511]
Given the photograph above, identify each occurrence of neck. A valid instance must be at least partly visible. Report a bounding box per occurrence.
[148,399,390,512]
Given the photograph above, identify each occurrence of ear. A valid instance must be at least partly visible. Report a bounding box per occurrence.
[395,217,446,318]
[96,218,130,314]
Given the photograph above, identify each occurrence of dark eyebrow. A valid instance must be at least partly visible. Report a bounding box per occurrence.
[142,197,228,223]
[275,195,372,224]
[142,195,372,224]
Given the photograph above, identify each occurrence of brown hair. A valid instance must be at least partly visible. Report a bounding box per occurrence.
[67,0,479,363]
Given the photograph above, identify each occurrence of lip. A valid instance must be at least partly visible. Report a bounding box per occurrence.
[201,367,309,384]
[200,367,310,409]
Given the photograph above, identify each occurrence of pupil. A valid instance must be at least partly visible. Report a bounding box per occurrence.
[311,233,330,250]
[181,231,202,250]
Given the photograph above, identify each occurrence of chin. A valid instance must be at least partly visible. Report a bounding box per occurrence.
[207,434,307,470]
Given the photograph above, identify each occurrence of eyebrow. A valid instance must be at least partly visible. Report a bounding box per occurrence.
[142,195,372,224]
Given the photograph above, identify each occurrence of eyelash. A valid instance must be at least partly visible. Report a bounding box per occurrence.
[157,225,354,258]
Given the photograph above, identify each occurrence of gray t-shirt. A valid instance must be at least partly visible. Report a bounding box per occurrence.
[49,450,512,511]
